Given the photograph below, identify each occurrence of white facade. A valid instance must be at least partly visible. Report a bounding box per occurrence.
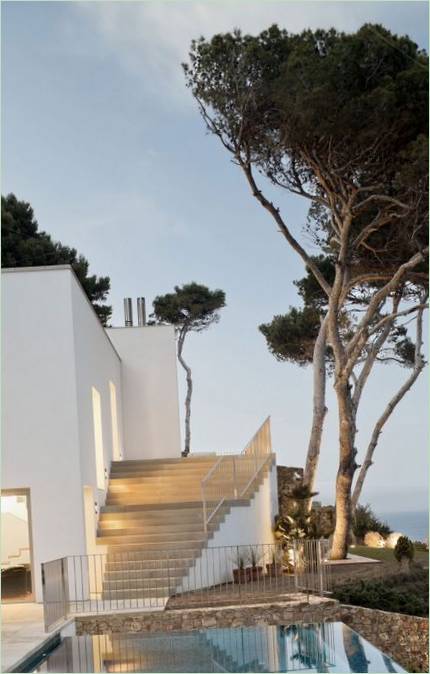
[1,266,181,600]
[106,327,181,460]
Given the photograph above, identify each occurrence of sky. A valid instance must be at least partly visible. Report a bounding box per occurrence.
[2,1,428,516]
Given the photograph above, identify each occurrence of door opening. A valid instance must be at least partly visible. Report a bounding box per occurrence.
[1,489,34,602]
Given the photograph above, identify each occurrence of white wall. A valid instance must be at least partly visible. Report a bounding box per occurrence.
[2,267,124,600]
[106,326,181,459]
[2,268,84,600]
[70,277,124,512]
[182,460,278,591]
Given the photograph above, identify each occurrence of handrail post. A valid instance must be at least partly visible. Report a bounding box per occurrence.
[201,485,208,533]
[232,456,238,498]
[318,540,324,595]
[61,557,69,619]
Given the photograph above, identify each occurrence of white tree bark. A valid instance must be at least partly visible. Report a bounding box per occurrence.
[351,301,426,509]
[177,329,193,456]
[303,317,328,507]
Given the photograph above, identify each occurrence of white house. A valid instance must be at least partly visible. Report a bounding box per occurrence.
[1,266,278,606]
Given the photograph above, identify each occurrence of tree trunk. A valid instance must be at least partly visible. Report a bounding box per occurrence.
[351,304,426,510]
[303,317,328,510]
[177,332,193,457]
[330,380,357,560]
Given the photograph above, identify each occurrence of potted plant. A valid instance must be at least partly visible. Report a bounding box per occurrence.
[232,552,250,584]
[266,550,283,577]
[248,547,263,581]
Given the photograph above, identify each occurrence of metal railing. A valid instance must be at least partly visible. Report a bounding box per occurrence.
[41,557,69,631]
[42,539,331,631]
[201,417,273,532]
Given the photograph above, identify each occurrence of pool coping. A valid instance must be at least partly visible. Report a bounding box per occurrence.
[5,595,338,672]
[6,617,75,674]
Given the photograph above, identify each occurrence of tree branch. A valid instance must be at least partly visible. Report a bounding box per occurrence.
[351,299,426,510]
[239,159,332,296]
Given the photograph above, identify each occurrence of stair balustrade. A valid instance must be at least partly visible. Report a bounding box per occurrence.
[200,417,273,533]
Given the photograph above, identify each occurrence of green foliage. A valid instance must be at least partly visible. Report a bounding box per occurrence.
[274,485,321,541]
[333,566,428,617]
[394,536,415,562]
[151,282,226,333]
[1,194,111,325]
[184,23,428,276]
[293,256,335,311]
[353,504,392,540]
[259,307,322,365]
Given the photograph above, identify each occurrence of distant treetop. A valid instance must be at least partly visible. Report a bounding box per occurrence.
[1,193,112,325]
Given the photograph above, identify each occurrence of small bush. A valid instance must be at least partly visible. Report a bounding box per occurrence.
[353,504,391,541]
[394,536,415,562]
[333,566,428,617]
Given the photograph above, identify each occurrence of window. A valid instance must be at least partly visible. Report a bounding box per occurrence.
[109,381,121,461]
[92,387,105,490]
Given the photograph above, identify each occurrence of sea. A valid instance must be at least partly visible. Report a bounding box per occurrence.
[377,510,429,542]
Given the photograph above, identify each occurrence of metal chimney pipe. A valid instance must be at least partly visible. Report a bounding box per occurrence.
[137,297,146,326]
[123,298,133,327]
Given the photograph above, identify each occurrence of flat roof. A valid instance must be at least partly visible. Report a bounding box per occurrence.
[2,265,121,360]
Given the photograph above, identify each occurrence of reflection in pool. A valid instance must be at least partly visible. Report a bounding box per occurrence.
[32,621,406,673]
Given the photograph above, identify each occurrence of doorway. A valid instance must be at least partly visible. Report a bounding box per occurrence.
[1,489,34,602]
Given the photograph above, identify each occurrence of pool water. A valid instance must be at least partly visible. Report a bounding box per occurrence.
[32,621,406,673]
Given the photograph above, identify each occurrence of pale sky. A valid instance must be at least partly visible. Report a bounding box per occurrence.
[2,1,428,515]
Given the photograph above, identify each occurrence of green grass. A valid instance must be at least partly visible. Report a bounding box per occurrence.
[333,565,428,617]
[350,545,429,564]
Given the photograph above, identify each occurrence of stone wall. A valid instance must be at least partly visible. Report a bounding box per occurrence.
[76,595,339,635]
[76,596,427,672]
[277,465,335,537]
[277,465,303,517]
[311,505,336,537]
[336,604,429,673]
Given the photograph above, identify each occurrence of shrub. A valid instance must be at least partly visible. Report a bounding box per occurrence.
[394,536,415,562]
[353,504,391,541]
[333,566,428,617]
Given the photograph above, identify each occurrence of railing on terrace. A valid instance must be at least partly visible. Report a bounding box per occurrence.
[41,540,331,631]
[201,417,273,533]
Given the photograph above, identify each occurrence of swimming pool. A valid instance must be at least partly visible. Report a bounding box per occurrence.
[30,621,405,672]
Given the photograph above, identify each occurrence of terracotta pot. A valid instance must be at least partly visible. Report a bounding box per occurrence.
[233,568,250,584]
[266,563,282,577]
[249,565,263,581]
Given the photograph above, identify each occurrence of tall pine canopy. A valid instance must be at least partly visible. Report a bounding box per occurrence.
[2,194,112,325]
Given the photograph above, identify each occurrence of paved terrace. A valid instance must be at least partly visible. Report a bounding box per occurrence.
[1,603,51,673]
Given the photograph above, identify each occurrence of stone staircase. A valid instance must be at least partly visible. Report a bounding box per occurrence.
[97,453,274,602]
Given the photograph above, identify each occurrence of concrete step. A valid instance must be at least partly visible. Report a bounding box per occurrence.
[98,530,207,546]
[98,516,225,536]
[103,576,181,591]
[105,553,198,568]
[104,566,188,581]
[100,500,248,517]
[97,517,203,536]
[100,502,209,515]
[109,472,240,487]
[102,588,171,600]
[111,456,216,469]
[106,490,205,506]
[105,540,206,553]
[110,462,218,473]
